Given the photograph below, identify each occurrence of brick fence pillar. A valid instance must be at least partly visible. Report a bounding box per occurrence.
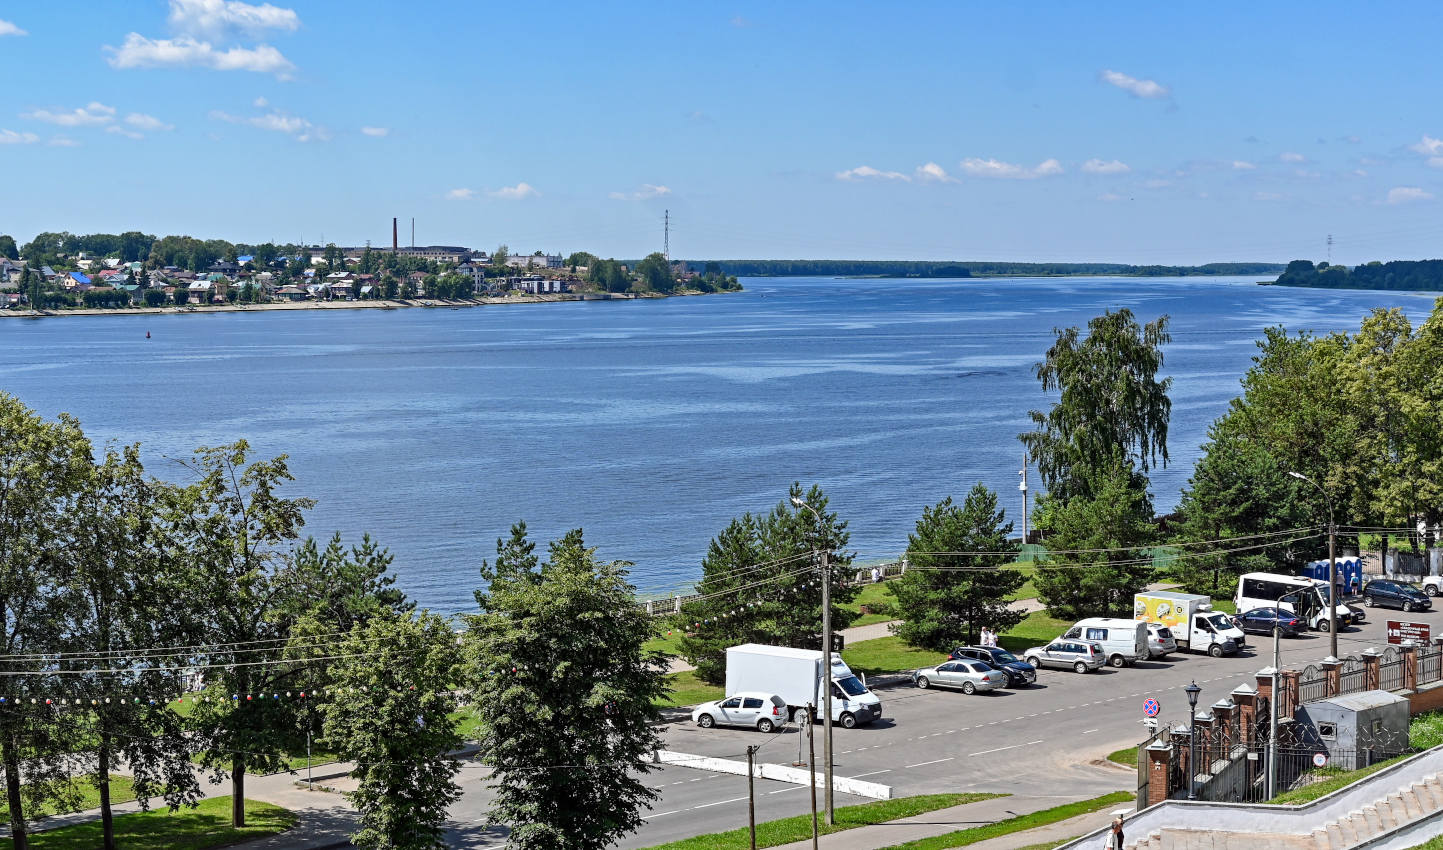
[1403,643,1419,691]
[1146,742,1173,806]
[1280,670,1301,718]
[1363,647,1383,691]
[1233,683,1258,746]
[1322,657,1342,698]
[1212,699,1237,751]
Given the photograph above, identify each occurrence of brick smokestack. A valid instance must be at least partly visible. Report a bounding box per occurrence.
[392,218,398,252]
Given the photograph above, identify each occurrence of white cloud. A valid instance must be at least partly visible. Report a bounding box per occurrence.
[609,183,672,201]
[105,34,295,77]
[209,107,326,140]
[490,182,539,200]
[1081,158,1130,174]
[126,112,174,131]
[1098,193,1124,202]
[47,136,79,147]
[168,0,299,40]
[253,96,268,107]
[1387,186,1433,204]
[1410,136,1443,156]
[1143,178,1171,189]
[445,188,475,201]
[959,157,1063,179]
[0,129,38,144]
[360,126,388,137]
[836,165,910,181]
[914,161,958,183]
[0,19,26,36]
[106,126,145,140]
[23,102,116,127]
[1232,160,1256,170]
[1253,191,1283,201]
[1354,169,1369,177]
[1100,69,1169,99]
[1280,152,1305,163]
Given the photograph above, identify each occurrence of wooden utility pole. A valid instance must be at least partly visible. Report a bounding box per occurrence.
[747,745,759,850]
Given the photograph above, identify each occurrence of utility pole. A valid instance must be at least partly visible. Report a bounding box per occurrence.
[1019,453,1030,545]
[808,702,818,850]
[746,745,759,850]
[1327,233,1334,264]
[791,496,835,826]
[664,209,670,263]
[1289,471,1338,659]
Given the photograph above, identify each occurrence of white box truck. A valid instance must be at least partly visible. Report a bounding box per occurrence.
[725,643,882,728]
[1134,591,1246,656]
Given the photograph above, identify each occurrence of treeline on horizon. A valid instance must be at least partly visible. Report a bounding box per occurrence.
[698,259,1286,278]
[1274,258,1443,291]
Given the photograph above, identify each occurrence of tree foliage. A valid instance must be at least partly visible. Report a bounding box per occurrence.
[677,483,857,684]
[891,484,1023,650]
[469,526,666,850]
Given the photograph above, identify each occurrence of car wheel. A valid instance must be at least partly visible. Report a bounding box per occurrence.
[697,714,715,729]
[1074,661,1089,674]
[757,718,775,734]
[1208,643,1224,658]
[1365,596,1376,608]
[916,676,931,689]
[1428,585,1440,598]
[1110,654,1127,669]
[962,681,976,695]
[1025,656,1041,668]
[840,712,857,729]
[1318,618,1331,632]
[1404,601,1414,613]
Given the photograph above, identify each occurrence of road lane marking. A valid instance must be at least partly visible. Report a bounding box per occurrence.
[694,796,750,809]
[850,769,893,778]
[647,809,684,818]
[904,757,955,768]
[970,743,1025,756]
[1083,729,1099,734]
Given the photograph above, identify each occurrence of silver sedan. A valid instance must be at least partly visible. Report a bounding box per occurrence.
[912,659,1007,694]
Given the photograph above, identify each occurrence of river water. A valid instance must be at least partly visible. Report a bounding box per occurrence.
[2,277,1434,611]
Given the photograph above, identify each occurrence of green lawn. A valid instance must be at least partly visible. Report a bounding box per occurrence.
[1266,754,1410,805]
[997,610,1075,655]
[30,775,137,818]
[451,706,486,741]
[30,797,295,850]
[842,636,947,676]
[1015,838,1080,850]
[1107,747,1138,768]
[877,792,1134,850]
[658,670,724,708]
[844,581,899,627]
[644,627,687,657]
[1407,836,1443,850]
[635,793,1004,850]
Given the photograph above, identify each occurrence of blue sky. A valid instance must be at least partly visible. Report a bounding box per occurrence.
[3,1,1443,264]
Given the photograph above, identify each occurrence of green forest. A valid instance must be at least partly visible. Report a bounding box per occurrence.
[1273,259,1443,291]
[701,260,1285,278]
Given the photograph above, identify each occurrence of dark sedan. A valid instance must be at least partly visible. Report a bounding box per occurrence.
[949,645,1037,687]
[1364,579,1433,613]
[1233,607,1306,637]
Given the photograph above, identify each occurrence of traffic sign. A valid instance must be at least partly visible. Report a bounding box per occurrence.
[1387,620,1431,645]
[1313,752,1328,768]
[1143,698,1160,717]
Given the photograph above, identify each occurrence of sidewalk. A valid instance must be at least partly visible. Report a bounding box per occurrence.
[767,793,1090,850]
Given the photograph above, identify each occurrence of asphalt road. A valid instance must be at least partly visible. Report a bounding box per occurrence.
[604,602,1443,847]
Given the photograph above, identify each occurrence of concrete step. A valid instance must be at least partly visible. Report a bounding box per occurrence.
[1421,776,1443,809]
[1326,821,1345,847]
[1338,814,1361,845]
[1358,805,1383,838]
[1308,827,1328,850]
[1377,799,1399,832]
[1401,788,1424,821]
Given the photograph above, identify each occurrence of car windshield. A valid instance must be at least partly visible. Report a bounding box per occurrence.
[836,675,868,696]
[1207,614,1233,629]
[991,650,1019,663]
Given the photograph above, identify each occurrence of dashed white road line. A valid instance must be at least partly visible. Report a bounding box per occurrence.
[904,757,955,769]
[849,769,893,778]
[694,796,750,810]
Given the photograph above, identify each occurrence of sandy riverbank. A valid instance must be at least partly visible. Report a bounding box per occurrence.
[0,290,691,319]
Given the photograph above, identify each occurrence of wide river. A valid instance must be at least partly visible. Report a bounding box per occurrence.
[2,276,1435,612]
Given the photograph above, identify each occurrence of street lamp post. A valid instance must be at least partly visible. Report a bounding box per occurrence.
[1289,471,1338,660]
[1266,587,1307,799]
[1184,681,1202,800]
[791,496,835,826]
[1019,453,1030,545]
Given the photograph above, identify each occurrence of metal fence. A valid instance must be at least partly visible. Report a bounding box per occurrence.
[1421,643,1443,686]
[1340,655,1368,694]
[1298,663,1329,703]
[1379,646,1405,692]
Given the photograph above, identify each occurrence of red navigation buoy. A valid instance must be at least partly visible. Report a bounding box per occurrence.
[146,331,151,338]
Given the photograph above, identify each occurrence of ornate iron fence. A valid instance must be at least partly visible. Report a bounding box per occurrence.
[1421,643,1443,686]
[1298,663,1329,703]
[1379,646,1405,692]
[1340,654,1368,694]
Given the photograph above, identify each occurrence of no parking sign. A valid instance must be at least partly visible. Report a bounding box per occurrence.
[1143,698,1160,717]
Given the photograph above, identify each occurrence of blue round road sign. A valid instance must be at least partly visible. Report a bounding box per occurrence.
[1143,698,1160,717]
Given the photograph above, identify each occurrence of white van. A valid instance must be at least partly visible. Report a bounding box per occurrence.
[1061,618,1149,668]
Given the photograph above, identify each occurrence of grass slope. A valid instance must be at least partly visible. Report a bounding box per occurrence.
[636,793,1004,850]
[1266,754,1410,805]
[30,796,295,850]
[878,792,1134,850]
[29,775,137,818]
[659,670,724,709]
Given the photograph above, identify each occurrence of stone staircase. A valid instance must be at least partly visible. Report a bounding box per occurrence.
[1124,774,1443,850]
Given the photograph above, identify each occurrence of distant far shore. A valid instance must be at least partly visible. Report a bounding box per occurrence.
[0,290,707,319]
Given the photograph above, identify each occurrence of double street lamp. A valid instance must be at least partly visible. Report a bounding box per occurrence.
[1288,471,1339,660]
[791,496,835,827]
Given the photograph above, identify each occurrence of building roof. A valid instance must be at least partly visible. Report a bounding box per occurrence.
[1310,690,1409,712]
[69,272,90,284]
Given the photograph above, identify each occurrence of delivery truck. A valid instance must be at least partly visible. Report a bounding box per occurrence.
[724,643,883,728]
[1134,591,1246,657]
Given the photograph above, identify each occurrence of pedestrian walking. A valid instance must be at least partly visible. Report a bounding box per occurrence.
[871,566,881,584]
[1104,815,1124,850]
[979,626,994,647]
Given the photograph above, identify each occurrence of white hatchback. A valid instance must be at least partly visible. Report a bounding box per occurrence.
[692,692,788,733]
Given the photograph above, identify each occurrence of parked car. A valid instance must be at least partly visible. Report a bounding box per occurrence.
[1233,607,1306,637]
[1363,579,1433,613]
[1061,618,1149,667]
[1422,575,1443,597]
[1023,639,1106,673]
[913,659,1007,694]
[692,692,788,732]
[1347,603,1366,624]
[1144,623,1178,658]
[949,645,1038,686]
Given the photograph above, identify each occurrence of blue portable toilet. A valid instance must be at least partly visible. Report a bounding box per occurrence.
[1304,558,1363,596]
